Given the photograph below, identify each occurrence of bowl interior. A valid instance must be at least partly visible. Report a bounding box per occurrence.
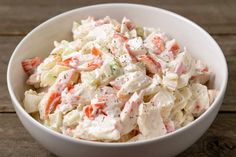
[8,4,227,132]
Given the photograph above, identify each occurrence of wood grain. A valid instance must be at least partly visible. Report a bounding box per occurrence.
[0,0,235,35]
[0,113,56,157]
[178,113,236,157]
[0,36,23,112]
[213,35,236,112]
[0,0,235,156]
[1,35,235,112]
[0,113,235,157]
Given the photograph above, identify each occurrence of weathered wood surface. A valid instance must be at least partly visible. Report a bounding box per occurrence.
[1,35,235,112]
[0,0,235,35]
[0,113,235,157]
[0,0,235,156]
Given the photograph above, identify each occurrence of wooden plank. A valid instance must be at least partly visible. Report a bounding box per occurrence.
[1,35,235,112]
[0,0,235,35]
[0,36,23,112]
[213,35,236,112]
[178,113,236,157]
[0,113,56,157]
[0,113,235,157]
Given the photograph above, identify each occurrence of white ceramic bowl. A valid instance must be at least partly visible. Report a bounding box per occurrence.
[7,3,228,157]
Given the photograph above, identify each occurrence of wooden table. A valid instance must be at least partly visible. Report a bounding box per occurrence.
[0,0,235,156]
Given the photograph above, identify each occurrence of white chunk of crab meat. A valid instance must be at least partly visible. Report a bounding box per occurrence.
[95,86,117,97]
[165,39,180,56]
[158,39,179,61]
[168,50,195,89]
[157,49,175,62]
[81,16,95,25]
[190,60,210,84]
[61,126,76,137]
[152,88,175,120]
[118,54,134,67]
[101,49,114,60]
[148,52,168,71]
[92,93,122,117]
[162,72,179,91]
[171,87,192,114]
[23,89,45,113]
[208,89,218,104]
[120,92,143,135]
[143,27,157,39]
[137,55,162,74]
[142,74,161,96]
[59,83,96,111]
[48,64,70,76]
[177,69,194,89]
[52,40,83,59]
[184,83,209,116]
[95,16,121,31]
[110,33,128,56]
[125,29,137,38]
[50,69,79,93]
[78,41,97,54]
[109,72,134,90]
[137,102,167,137]
[62,109,83,127]
[144,32,168,55]
[120,17,135,33]
[63,52,96,65]
[26,73,41,88]
[72,17,96,40]
[94,16,111,26]
[51,40,69,55]
[55,88,76,114]
[86,24,115,43]
[109,17,121,30]
[76,58,103,71]
[48,111,63,131]
[123,62,146,74]
[126,37,147,56]
[74,115,121,141]
[104,100,122,117]
[120,17,130,33]
[194,58,208,71]
[80,69,102,86]
[118,71,152,96]
[169,48,194,76]
[72,84,96,105]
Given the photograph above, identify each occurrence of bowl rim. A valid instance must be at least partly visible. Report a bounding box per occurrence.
[7,3,228,147]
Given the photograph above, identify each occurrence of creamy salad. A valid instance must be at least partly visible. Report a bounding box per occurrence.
[22,16,217,142]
